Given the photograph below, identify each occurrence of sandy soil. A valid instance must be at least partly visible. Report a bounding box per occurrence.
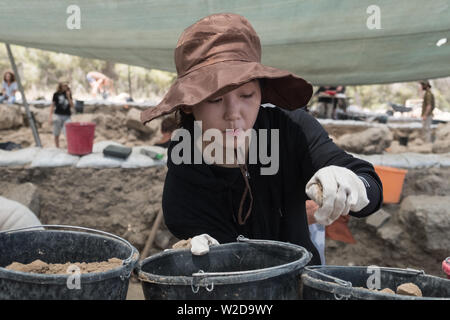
[6,258,123,274]
[0,166,174,254]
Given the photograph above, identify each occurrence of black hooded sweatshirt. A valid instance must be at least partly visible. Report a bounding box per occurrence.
[162,105,383,265]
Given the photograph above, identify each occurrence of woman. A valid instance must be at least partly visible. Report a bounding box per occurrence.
[86,71,116,99]
[140,13,383,265]
[0,71,18,104]
[48,81,74,148]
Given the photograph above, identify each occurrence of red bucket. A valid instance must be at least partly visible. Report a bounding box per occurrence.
[443,257,450,279]
[65,122,96,155]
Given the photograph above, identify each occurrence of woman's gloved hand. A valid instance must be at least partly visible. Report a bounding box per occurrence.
[191,234,220,255]
[305,166,370,226]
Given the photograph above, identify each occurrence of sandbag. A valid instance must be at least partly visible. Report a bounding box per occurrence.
[0,148,39,167]
[76,153,124,168]
[31,148,80,168]
[0,196,42,231]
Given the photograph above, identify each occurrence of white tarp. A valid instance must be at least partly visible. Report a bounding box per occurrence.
[0,147,39,166]
[355,152,450,169]
[30,148,80,167]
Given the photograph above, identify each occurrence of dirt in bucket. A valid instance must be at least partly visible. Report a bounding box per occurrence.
[5,258,123,275]
[358,282,423,297]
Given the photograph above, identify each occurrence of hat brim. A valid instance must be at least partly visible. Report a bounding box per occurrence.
[141,60,313,124]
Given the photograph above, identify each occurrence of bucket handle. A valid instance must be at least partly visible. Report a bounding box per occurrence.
[304,267,353,300]
[0,224,139,280]
[236,234,286,246]
[236,235,313,259]
[191,270,214,294]
[191,235,312,287]
[366,266,425,276]
[304,267,353,288]
[192,235,311,278]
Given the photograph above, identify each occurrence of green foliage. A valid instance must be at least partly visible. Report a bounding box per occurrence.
[0,45,176,100]
[0,44,448,110]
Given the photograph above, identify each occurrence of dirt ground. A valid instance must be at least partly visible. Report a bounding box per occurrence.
[326,167,450,277]
[1,111,163,149]
[0,166,448,279]
[0,166,173,255]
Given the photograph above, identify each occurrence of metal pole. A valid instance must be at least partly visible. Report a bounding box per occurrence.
[5,43,42,147]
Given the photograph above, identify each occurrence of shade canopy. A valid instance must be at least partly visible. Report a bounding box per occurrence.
[1,0,449,85]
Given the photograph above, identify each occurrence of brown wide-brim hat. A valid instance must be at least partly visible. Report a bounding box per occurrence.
[141,13,313,125]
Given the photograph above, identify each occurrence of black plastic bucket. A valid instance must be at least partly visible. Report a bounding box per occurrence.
[301,265,450,300]
[136,236,312,300]
[0,225,139,300]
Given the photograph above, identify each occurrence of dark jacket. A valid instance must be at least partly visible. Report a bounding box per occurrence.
[162,105,382,265]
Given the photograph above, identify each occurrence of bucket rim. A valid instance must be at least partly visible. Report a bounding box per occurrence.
[0,225,139,284]
[136,237,312,287]
[65,122,96,127]
[301,265,450,300]
[374,165,408,174]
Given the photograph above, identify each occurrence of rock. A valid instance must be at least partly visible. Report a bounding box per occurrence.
[399,195,450,252]
[172,238,192,250]
[380,288,395,295]
[335,126,393,154]
[365,209,391,229]
[24,106,49,129]
[414,175,445,194]
[126,108,156,134]
[377,223,403,245]
[407,143,433,153]
[432,140,450,153]
[0,104,23,129]
[432,122,450,153]
[435,122,450,140]
[408,130,421,141]
[396,283,422,297]
[1,182,40,216]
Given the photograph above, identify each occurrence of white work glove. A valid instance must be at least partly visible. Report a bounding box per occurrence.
[190,234,220,255]
[305,166,370,226]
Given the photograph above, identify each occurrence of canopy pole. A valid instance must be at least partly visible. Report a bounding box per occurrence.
[127,65,133,100]
[5,43,42,147]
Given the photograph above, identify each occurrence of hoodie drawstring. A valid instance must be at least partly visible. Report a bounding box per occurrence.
[235,148,253,225]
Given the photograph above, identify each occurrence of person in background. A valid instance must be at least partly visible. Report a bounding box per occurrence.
[86,71,116,99]
[333,85,347,117]
[419,80,435,143]
[0,71,18,104]
[154,116,178,148]
[313,85,346,119]
[48,81,74,148]
[314,86,334,119]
